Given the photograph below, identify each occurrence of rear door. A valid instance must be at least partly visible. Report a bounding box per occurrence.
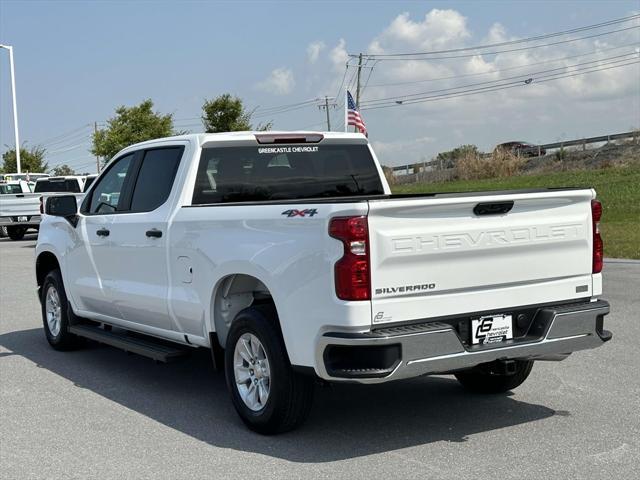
[367,189,595,325]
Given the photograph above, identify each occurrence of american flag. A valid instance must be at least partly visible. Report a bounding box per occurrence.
[346,90,367,135]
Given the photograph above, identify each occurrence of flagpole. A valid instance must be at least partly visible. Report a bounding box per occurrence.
[344,90,348,132]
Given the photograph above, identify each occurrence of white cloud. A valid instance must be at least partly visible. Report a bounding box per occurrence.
[256,68,295,95]
[485,22,507,43]
[304,8,640,165]
[307,41,325,64]
[370,9,470,52]
[330,38,349,70]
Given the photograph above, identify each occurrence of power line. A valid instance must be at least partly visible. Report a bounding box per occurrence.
[365,42,640,88]
[361,51,639,106]
[334,64,349,104]
[357,25,639,61]
[361,60,639,110]
[41,131,93,150]
[34,123,91,146]
[47,142,89,156]
[364,59,639,109]
[352,14,639,59]
[252,99,318,115]
[252,102,318,119]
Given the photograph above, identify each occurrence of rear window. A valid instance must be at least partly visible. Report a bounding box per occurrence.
[192,144,383,204]
[83,176,97,192]
[34,179,81,193]
[0,184,23,194]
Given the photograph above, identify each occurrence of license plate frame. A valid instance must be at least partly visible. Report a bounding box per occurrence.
[471,314,514,345]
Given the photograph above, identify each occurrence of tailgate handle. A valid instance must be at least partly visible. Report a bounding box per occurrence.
[473,201,514,216]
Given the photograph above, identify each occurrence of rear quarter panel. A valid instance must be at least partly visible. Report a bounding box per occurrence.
[168,201,372,367]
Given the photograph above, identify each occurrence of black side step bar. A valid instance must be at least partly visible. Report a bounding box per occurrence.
[68,324,190,363]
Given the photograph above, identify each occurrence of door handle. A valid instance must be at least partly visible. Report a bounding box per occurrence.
[473,201,514,216]
[146,229,162,238]
[96,228,110,237]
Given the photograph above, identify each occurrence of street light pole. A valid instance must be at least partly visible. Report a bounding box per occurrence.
[0,44,21,173]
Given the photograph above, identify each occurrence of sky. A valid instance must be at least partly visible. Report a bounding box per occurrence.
[0,0,639,172]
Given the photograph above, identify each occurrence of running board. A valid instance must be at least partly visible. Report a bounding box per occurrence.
[68,324,189,363]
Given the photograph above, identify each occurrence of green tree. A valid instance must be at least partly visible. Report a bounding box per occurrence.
[51,164,76,176]
[201,94,272,133]
[92,99,175,162]
[1,144,48,173]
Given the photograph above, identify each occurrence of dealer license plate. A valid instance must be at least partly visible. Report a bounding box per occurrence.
[17,216,28,222]
[471,314,513,345]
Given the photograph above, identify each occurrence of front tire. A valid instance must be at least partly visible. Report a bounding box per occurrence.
[455,360,534,393]
[224,305,314,434]
[41,269,82,350]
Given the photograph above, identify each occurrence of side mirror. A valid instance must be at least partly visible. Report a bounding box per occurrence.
[46,195,78,219]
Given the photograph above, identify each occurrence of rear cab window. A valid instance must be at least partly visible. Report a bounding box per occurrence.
[0,184,23,194]
[192,143,383,204]
[34,178,81,193]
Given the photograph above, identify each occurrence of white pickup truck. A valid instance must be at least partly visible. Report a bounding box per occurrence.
[0,176,86,240]
[35,132,611,434]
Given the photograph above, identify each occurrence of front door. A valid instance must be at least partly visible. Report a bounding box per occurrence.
[65,153,136,319]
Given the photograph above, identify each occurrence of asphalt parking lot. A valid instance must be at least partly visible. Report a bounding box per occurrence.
[1,234,639,479]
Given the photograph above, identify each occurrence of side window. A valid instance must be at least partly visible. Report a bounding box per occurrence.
[130,147,183,212]
[87,154,134,214]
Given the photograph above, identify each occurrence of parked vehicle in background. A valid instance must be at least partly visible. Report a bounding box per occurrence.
[0,180,32,194]
[495,141,546,157]
[3,173,50,182]
[33,176,85,194]
[36,132,610,434]
[0,180,32,238]
[3,172,50,191]
[0,176,86,240]
[83,174,98,192]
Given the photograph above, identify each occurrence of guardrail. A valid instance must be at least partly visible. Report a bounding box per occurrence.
[391,130,638,174]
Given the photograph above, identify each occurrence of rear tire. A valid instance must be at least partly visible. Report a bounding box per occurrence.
[224,305,314,434]
[0,226,7,238]
[7,226,26,240]
[455,360,534,393]
[41,269,83,350]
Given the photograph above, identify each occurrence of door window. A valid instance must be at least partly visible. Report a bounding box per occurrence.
[129,147,183,212]
[86,154,134,214]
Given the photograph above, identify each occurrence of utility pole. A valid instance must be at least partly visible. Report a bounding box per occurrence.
[0,44,21,173]
[94,122,100,173]
[355,53,363,133]
[318,96,336,131]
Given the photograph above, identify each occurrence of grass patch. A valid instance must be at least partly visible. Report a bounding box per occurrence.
[392,166,640,259]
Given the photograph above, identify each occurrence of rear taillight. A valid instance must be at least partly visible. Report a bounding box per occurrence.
[329,216,370,301]
[592,199,603,273]
[39,196,44,214]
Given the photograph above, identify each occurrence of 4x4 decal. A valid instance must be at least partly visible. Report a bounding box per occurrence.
[281,209,318,218]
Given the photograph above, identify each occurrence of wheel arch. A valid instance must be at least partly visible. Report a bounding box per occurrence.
[36,250,61,289]
[209,272,282,349]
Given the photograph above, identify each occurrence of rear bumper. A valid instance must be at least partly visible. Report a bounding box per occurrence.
[316,300,610,384]
[0,215,41,227]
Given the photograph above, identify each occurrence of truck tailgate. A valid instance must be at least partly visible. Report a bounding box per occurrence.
[0,194,41,217]
[367,189,596,325]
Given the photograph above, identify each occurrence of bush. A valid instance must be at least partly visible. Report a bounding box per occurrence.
[456,149,525,180]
